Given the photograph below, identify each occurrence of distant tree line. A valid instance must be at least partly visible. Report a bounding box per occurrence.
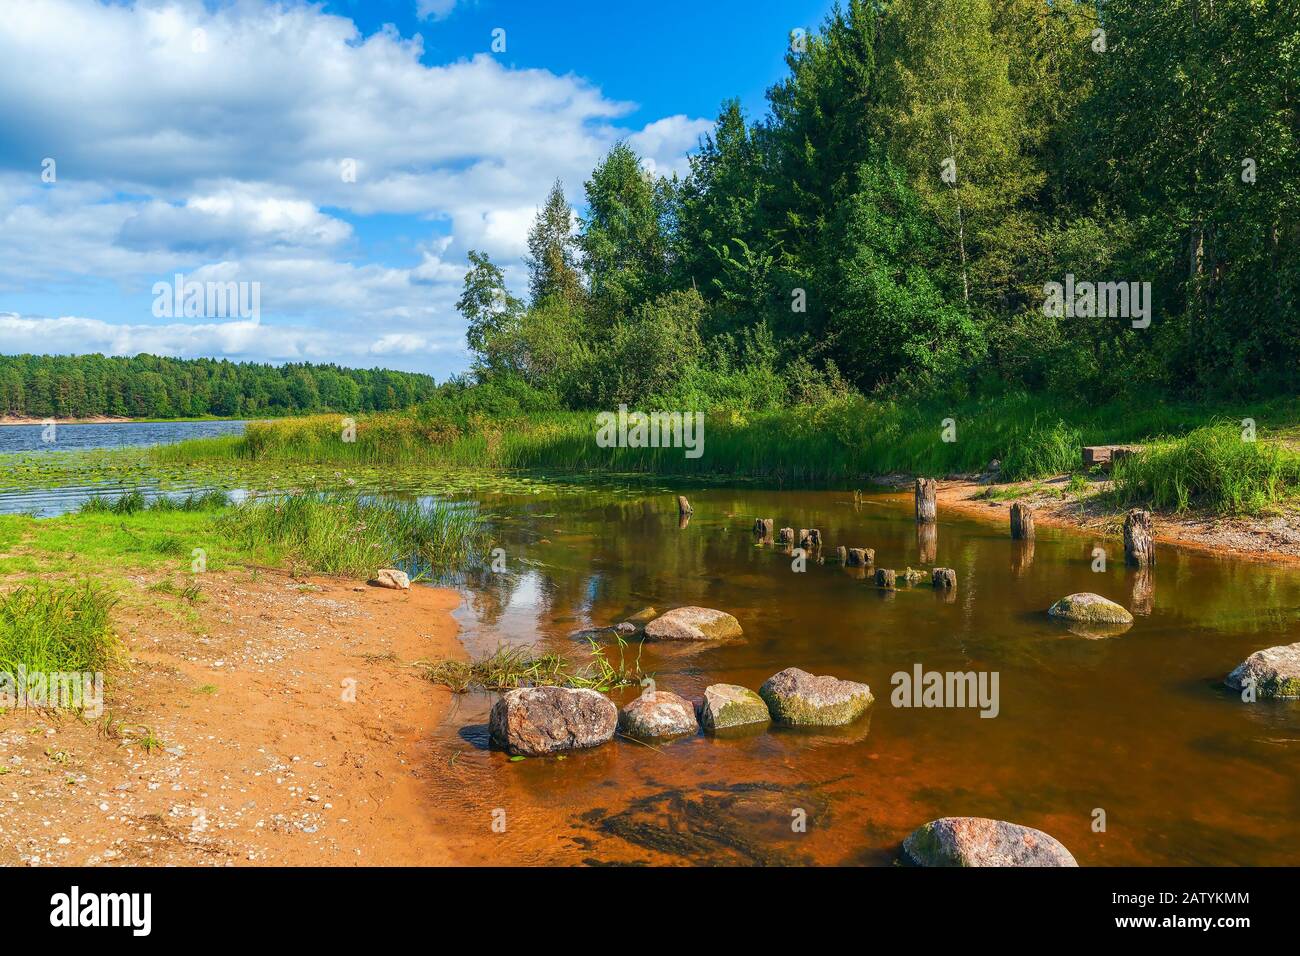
[455,0,1299,413]
[0,353,437,419]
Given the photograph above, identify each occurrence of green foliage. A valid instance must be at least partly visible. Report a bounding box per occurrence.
[218,493,486,577]
[0,582,118,680]
[1113,425,1300,514]
[0,353,433,419]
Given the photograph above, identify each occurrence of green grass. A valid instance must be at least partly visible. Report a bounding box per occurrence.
[1112,424,1300,514]
[80,489,231,515]
[423,637,645,694]
[0,581,118,678]
[155,394,1300,492]
[218,492,486,577]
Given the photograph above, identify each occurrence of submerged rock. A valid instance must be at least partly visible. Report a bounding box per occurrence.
[759,667,872,726]
[568,622,637,642]
[700,683,771,732]
[643,606,743,642]
[372,568,410,590]
[1226,642,1300,699]
[618,690,699,739]
[620,607,659,632]
[902,817,1078,867]
[1047,592,1134,625]
[489,686,617,756]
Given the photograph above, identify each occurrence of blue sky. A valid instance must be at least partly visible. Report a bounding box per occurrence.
[0,0,835,378]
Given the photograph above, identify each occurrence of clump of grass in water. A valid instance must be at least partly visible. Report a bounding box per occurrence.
[424,637,645,693]
[219,492,485,577]
[1112,423,1300,514]
[81,489,231,515]
[0,582,119,677]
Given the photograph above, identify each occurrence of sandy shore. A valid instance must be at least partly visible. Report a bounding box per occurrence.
[0,415,134,426]
[0,570,467,866]
[878,472,1300,567]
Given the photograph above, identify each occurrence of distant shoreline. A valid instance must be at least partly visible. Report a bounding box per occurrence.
[0,415,250,427]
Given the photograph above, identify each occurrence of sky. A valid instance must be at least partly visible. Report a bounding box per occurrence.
[0,0,835,379]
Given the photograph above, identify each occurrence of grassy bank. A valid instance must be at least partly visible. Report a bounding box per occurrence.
[154,393,1300,513]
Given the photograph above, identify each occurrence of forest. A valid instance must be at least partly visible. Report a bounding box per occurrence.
[452,0,1298,415]
[0,353,436,420]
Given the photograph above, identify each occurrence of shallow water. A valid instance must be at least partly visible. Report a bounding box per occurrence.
[420,486,1300,866]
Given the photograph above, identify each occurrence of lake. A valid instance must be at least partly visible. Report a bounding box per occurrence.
[0,419,246,454]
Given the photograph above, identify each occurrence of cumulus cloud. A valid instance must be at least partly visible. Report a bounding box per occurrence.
[0,0,709,373]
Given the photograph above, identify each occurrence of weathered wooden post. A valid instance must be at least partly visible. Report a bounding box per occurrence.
[917,522,937,564]
[777,527,795,545]
[807,528,822,549]
[753,518,774,539]
[797,528,810,549]
[1124,508,1154,567]
[932,568,957,589]
[915,478,937,523]
[677,495,693,516]
[875,568,896,589]
[1010,502,1035,540]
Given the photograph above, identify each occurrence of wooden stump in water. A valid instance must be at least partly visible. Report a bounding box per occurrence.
[1124,509,1154,567]
[917,522,937,564]
[777,527,795,545]
[753,518,774,539]
[677,495,693,516]
[797,528,810,549]
[807,528,822,549]
[932,568,957,589]
[915,478,937,523]
[1010,502,1035,540]
[875,568,896,589]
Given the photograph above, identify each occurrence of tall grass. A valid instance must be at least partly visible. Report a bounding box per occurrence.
[155,394,1300,492]
[1112,424,1300,514]
[424,637,645,693]
[0,581,118,677]
[80,489,232,515]
[218,493,486,576]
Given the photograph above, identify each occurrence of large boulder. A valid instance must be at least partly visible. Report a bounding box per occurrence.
[618,690,699,739]
[643,606,743,642]
[1047,592,1134,625]
[759,667,873,726]
[489,686,617,756]
[902,817,1078,867]
[1226,642,1300,699]
[700,683,771,732]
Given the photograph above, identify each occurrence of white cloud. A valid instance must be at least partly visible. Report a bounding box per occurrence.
[0,0,710,373]
[416,0,458,21]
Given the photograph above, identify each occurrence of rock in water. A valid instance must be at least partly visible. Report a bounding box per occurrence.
[700,683,771,732]
[489,686,617,756]
[759,667,873,726]
[373,568,410,590]
[902,817,1078,867]
[1226,642,1300,699]
[621,607,659,630]
[1047,592,1134,625]
[619,690,699,739]
[568,622,636,641]
[643,606,743,641]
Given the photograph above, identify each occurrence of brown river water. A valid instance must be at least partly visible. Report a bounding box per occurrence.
[420,485,1300,866]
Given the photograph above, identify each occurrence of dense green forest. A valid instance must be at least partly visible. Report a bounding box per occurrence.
[0,354,436,420]
[451,0,1299,415]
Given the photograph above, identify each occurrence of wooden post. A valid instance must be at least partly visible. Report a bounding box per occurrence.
[1010,502,1035,540]
[797,528,810,549]
[777,527,794,545]
[753,518,774,539]
[807,528,822,549]
[932,568,957,589]
[915,478,937,523]
[874,568,896,589]
[677,495,693,516]
[1124,509,1154,567]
